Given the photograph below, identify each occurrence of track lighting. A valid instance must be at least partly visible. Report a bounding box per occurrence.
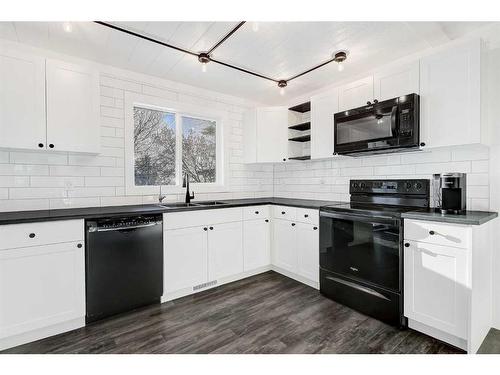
[333,50,348,72]
[198,52,210,73]
[278,80,287,96]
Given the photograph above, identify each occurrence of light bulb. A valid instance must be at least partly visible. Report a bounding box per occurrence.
[62,22,73,33]
[280,86,285,96]
[201,63,207,73]
[337,61,344,72]
[252,22,259,32]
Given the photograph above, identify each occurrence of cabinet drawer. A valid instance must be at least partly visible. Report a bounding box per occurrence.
[295,208,319,225]
[164,207,243,230]
[243,205,270,220]
[273,205,296,221]
[0,219,84,250]
[404,219,471,249]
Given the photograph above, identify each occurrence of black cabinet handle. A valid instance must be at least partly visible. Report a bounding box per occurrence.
[203,227,208,231]
[291,223,296,226]
[77,243,83,248]
[304,214,309,218]
[265,219,269,223]
[209,226,214,230]
[404,243,410,247]
[255,211,259,214]
[429,230,435,235]
[313,226,318,230]
[38,143,44,148]
[420,142,426,147]
[28,233,36,238]
[281,211,285,215]
[49,144,54,149]
[282,158,286,162]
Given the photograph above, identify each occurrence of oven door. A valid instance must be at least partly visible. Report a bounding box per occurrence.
[319,211,402,292]
[334,99,399,154]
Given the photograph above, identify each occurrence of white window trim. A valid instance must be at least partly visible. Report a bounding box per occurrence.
[124,92,229,196]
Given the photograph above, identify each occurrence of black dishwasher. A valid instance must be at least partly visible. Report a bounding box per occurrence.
[85,214,163,323]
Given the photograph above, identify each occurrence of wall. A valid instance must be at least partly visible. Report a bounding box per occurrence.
[274,145,490,210]
[0,42,273,212]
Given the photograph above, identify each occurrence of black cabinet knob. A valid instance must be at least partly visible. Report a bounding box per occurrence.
[282,158,286,162]
[209,226,214,230]
[265,219,269,223]
[281,211,285,215]
[304,214,309,218]
[313,226,318,230]
[77,243,83,248]
[28,233,36,238]
[420,142,426,147]
[429,230,435,235]
[404,243,410,247]
[291,223,296,226]
[49,144,54,149]
[203,227,208,231]
[38,143,44,148]
[366,101,372,105]
[255,211,259,214]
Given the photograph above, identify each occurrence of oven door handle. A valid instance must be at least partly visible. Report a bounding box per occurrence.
[325,275,391,301]
[320,211,398,225]
[391,105,398,137]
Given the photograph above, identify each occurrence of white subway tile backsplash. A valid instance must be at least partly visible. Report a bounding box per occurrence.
[9,187,67,199]
[472,160,489,173]
[49,197,101,209]
[9,152,68,165]
[0,151,9,163]
[0,188,7,199]
[0,176,30,188]
[68,187,116,198]
[68,155,116,167]
[85,176,124,187]
[50,165,100,177]
[0,164,49,176]
[30,176,85,188]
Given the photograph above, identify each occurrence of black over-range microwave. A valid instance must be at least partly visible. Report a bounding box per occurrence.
[334,93,420,155]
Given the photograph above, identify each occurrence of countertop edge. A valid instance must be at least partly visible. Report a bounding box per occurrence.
[401,211,498,226]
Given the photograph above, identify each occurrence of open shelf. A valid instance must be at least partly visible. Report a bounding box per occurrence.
[288,102,311,113]
[288,121,311,131]
[288,155,311,161]
[288,135,311,142]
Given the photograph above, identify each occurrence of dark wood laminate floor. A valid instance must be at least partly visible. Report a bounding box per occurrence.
[1,271,463,354]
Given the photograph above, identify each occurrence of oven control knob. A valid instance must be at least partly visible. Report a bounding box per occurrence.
[415,182,422,190]
[405,182,412,189]
[352,182,359,189]
[360,182,366,189]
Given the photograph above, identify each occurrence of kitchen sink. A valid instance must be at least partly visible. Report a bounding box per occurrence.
[157,202,203,209]
[194,201,228,206]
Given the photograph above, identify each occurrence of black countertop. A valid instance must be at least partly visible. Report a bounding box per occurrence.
[401,209,498,226]
[0,197,345,225]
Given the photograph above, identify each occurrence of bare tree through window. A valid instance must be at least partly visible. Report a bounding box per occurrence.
[182,116,216,183]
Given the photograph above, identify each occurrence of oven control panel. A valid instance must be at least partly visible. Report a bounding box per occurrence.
[350,179,429,195]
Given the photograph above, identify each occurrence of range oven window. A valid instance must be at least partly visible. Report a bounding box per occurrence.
[320,214,401,292]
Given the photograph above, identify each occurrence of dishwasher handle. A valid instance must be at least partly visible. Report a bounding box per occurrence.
[87,221,161,233]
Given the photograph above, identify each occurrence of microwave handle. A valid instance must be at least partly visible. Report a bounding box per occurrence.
[391,106,398,136]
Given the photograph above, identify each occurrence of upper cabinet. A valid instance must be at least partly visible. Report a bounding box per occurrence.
[338,76,374,112]
[243,106,288,163]
[373,61,420,101]
[310,89,338,159]
[0,48,46,151]
[419,39,481,149]
[0,46,100,154]
[46,59,100,154]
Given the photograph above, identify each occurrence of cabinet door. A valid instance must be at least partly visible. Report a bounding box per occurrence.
[419,39,480,148]
[311,89,338,159]
[164,226,208,294]
[46,59,100,154]
[296,223,319,282]
[208,221,243,280]
[404,240,468,338]
[243,219,271,271]
[0,49,46,150]
[256,107,288,163]
[338,76,374,112]
[0,242,85,340]
[373,61,420,101]
[272,219,298,273]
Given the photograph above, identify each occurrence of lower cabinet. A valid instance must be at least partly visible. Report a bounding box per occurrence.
[296,222,319,283]
[243,218,271,271]
[0,220,85,350]
[208,221,243,280]
[273,219,298,273]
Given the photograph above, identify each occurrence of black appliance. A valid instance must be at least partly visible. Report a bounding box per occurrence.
[319,179,429,327]
[334,94,420,155]
[85,214,163,323]
[440,173,467,214]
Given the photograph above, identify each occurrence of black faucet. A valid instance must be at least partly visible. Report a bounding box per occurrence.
[182,173,195,204]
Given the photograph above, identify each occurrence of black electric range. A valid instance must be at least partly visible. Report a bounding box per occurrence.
[319,179,430,327]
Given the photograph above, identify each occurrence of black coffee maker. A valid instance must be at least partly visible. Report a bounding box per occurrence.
[440,173,466,214]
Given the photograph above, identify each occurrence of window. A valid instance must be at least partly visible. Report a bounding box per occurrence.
[132,105,219,188]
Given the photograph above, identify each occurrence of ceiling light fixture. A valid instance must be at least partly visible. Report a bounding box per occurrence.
[278,80,287,96]
[198,52,210,73]
[333,50,348,72]
[62,22,73,33]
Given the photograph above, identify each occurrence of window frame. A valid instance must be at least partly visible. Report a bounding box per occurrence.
[124,92,228,196]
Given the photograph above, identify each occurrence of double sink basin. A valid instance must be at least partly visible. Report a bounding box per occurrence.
[157,201,228,209]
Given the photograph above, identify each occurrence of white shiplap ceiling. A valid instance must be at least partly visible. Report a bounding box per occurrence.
[0,21,493,104]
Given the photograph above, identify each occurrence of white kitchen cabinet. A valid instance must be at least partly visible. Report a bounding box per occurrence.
[208,221,244,280]
[243,218,271,271]
[310,89,338,159]
[338,76,374,112]
[404,240,468,339]
[243,106,288,163]
[46,59,100,154]
[296,222,319,283]
[272,219,298,273]
[0,219,85,351]
[0,48,46,151]
[164,225,208,294]
[373,61,420,101]
[419,39,481,149]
